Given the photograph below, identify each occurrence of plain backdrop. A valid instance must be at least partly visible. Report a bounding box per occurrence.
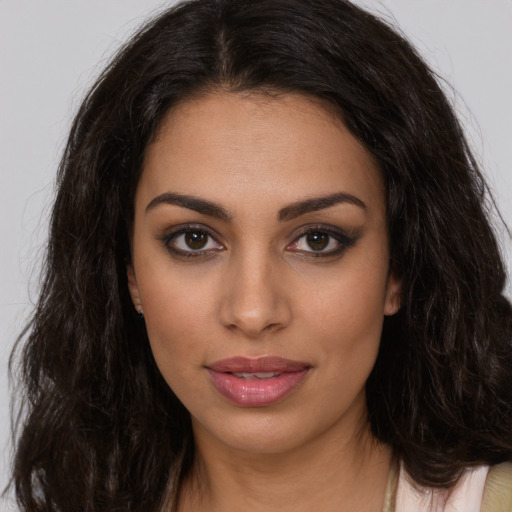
[1,0,511,503]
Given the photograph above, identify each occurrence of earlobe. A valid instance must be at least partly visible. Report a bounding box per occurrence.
[384,273,402,316]
[127,265,143,314]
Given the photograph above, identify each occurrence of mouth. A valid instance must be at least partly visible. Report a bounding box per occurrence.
[206,356,311,407]
[230,371,283,379]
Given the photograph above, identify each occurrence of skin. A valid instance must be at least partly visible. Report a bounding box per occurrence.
[128,91,401,512]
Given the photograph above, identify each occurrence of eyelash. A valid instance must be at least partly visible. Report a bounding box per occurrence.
[159,225,223,259]
[287,225,357,258]
[160,224,357,260]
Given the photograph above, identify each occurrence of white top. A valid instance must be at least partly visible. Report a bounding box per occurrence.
[395,463,489,512]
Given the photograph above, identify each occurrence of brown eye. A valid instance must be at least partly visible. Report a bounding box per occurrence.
[185,231,208,250]
[306,232,329,251]
[287,226,357,258]
[163,227,224,258]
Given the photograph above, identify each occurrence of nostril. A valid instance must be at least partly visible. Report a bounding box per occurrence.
[218,260,293,337]
[220,300,291,338]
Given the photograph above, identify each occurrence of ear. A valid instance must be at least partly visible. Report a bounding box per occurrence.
[127,265,143,314]
[384,272,401,316]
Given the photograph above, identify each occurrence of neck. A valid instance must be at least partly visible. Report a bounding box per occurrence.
[178,418,391,512]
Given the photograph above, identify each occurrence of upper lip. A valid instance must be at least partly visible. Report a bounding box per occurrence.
[207,356,311,373]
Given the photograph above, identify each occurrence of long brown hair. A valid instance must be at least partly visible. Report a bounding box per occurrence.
[10,0,512,510]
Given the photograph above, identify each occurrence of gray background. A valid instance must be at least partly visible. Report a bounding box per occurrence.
[1,0,511,504]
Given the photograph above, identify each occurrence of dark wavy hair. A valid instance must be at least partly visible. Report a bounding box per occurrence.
[10,0,512,510]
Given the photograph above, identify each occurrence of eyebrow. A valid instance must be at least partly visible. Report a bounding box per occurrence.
[145,191,366,221]
[146,192,232,220]
[277,192,366,221]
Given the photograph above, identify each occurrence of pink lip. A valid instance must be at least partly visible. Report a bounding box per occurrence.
[207,356,311,407]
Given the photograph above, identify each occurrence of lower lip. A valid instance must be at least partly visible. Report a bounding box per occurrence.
[207,369,310,407]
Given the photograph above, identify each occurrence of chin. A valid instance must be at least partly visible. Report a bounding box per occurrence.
[191,407,315,454]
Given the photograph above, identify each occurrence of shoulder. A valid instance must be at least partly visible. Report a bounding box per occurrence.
[481,462,512,512]
[383,461,512,512]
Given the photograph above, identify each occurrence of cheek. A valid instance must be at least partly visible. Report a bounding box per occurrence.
[295,256,389,385]
[300,260,389,343]
[136,268,218,384]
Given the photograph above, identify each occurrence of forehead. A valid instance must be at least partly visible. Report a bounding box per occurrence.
[139,91,384,216]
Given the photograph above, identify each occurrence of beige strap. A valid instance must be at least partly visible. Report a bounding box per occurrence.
[481,462,512,511]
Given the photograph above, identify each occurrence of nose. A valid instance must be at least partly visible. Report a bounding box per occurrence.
[218,250,292,338]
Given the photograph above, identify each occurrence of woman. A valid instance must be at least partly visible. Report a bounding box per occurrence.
[10,0,512,510]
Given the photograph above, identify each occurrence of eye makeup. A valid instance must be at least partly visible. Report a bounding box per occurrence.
[158,224,225,260]
[158,222,361,262]
[286,224,360,259]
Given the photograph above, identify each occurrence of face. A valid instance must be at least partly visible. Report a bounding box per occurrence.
[128,92,400,456]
